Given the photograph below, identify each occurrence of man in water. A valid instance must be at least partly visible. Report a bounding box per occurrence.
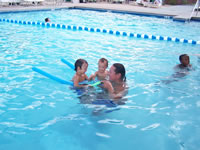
[102,63,127,100]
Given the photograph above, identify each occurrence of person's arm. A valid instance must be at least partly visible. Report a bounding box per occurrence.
[102,81,127,100]
[193,54,200,57]
[111,90,126,100]
[73,76,87,88]
[101,80,114,94]
[88,71,98,81]
[73,76,80,87]
[85,74,89,81]
[88,74,94,81]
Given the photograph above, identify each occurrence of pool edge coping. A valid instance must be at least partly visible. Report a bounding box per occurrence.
[0,4,200,22]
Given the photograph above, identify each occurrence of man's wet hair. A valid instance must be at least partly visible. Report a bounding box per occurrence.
[113,63,126,82]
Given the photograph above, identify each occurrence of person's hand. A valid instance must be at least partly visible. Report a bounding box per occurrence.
[101,80,109,88]
[192,54,200,57]
[88,74,95,81]
[101,80,114,93]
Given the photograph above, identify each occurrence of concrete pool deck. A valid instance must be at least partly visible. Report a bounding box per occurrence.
[0,2,200,21]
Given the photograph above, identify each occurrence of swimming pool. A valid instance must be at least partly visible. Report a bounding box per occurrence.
[0,8,200,150]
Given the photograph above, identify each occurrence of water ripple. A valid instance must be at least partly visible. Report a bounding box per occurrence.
[0,109,5,114]
[96,132,111,138]
[7,131,26,135]
[141,123,160,131]
[196,101,200,107]
[170,120,189,131]
[124,124,138,129]
[39,114,86,130]
[98,119,124,125]
[0,122,28,128]
[8,101,42,111]
[120,105,170,114]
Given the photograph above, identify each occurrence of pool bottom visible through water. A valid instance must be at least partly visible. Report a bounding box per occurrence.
[0,8,200,150]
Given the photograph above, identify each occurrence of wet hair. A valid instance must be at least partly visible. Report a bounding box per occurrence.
[99,58,108,68]
[45,18,49,22]
[74,59,88,72]
[179,54,189,62]
[113,63,126,82]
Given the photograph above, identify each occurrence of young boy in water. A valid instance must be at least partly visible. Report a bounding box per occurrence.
[171,54,193,79]
[72,59,89,87]
[45,18,51,23]
[174,54,192,70]
[89,58,109,81]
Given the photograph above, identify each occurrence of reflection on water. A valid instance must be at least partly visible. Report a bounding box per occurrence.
[1,9,200,150]
[72,84,128,114]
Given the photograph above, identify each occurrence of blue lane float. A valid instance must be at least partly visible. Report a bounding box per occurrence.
[61,58,75,70]
[32,67,74,85]
[32,59,102,87]
[1,18,199,45]
[32,61,114,107]
[33,66,101,87]
[60,58,102,87]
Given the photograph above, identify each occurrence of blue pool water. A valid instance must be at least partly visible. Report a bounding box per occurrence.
[0,9,200,150]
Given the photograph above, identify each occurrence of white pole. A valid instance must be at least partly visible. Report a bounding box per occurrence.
[189,0,199,20]
[196,0,200,16]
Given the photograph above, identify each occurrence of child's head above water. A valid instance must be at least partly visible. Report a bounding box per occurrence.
[179,54,190,67]
[45,17,51,22]
[98,58,108,73]
[74,59,88,72]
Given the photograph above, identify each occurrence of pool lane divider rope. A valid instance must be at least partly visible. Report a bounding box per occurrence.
[1,18,199,45]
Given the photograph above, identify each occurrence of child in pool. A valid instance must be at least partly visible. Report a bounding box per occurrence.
[171,54,193,79]
[174,54,192,71]
[72,59,89,87]
[45,18,51,22]
[89,58,109,81]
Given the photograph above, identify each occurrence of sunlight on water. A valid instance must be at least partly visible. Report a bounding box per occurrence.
[0,9,200,150]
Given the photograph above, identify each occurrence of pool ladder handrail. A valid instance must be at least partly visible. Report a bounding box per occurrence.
[189,0,200,21]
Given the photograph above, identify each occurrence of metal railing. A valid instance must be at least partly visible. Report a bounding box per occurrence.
[190,0,200,20]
